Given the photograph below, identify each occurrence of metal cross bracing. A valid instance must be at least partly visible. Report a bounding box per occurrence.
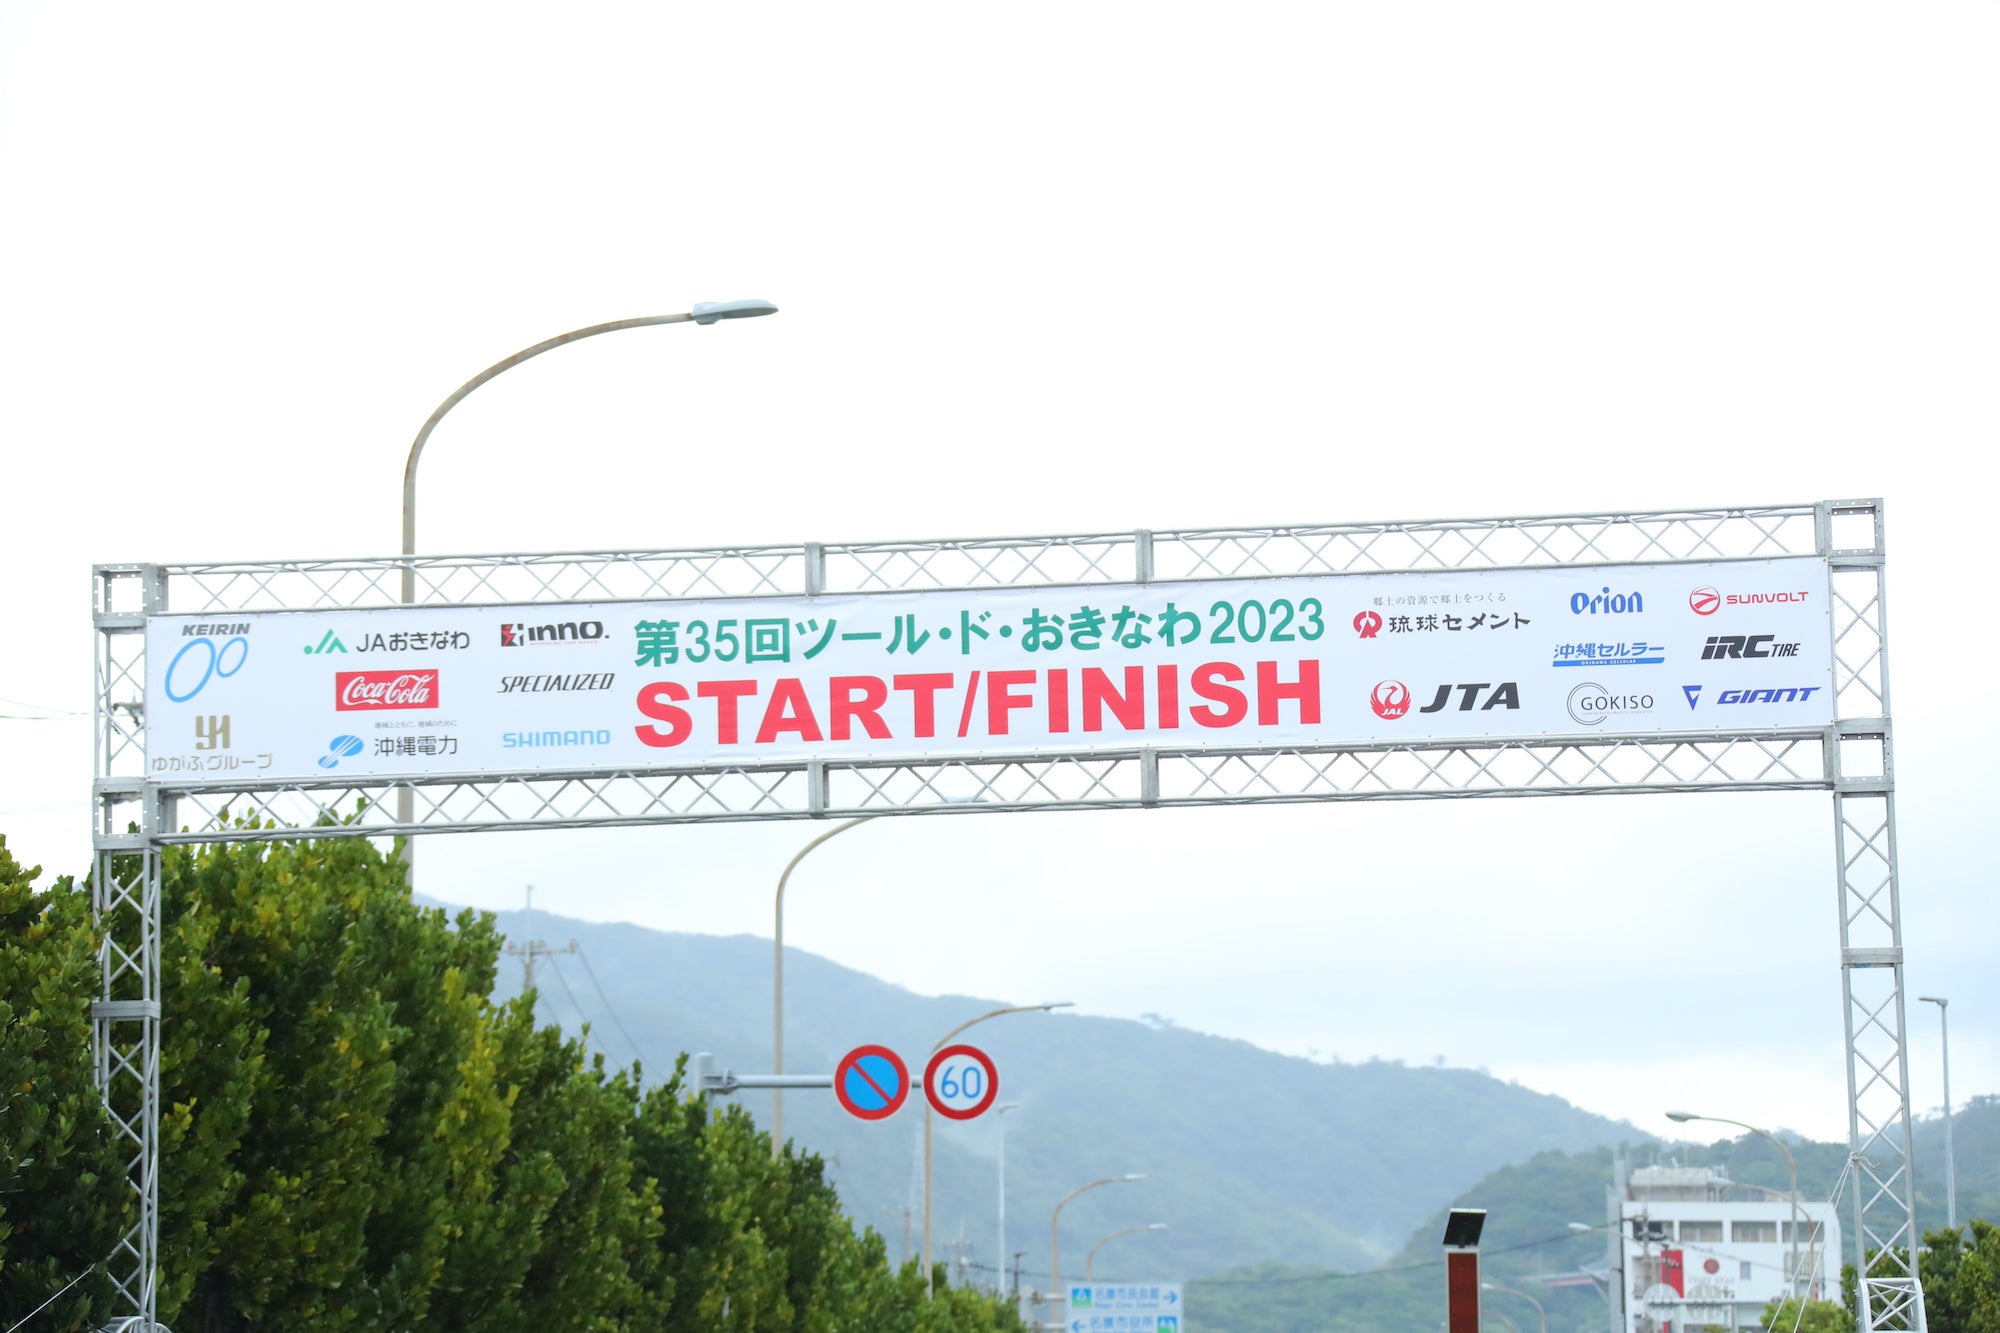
[90,499,1925,1329]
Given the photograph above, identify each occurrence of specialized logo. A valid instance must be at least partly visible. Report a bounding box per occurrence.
[1700,634,1800,660]
[1690,585,1810,615]
[1566,683,1654,727]
[1353,611,1383,639]
[498,673,617,694]
[1570,587,1644,615]
[335,670,439,711]
[1370,680,1411,719]
[303,630,347,655]
[501,620,607,647]
[501,729,614,748]
[318,735,363,769]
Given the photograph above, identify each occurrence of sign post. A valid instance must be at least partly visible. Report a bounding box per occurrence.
[834,1044,911,1121]
[1064,1282,1182,1331]
[924,1044,1000,1120]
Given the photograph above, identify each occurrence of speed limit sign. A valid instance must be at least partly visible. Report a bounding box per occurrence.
[923,1044,999,1120]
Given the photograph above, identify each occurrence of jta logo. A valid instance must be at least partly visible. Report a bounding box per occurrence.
[335,670,440,711]
[1700,634,1800,660]
[303,630,347,655]
[1690,586,1811,616]
[194,715,231,751]
[1372,681,1520,719]
[1570,587,1644,615]
[501,620,607,647]
[1352,611,1383,639]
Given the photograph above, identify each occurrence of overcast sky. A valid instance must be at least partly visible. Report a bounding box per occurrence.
[2,2,1995,1147]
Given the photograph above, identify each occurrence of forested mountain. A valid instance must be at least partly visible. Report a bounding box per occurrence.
[461,898,1641,1282]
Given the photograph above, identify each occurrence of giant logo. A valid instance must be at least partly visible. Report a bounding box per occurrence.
[1682,684,1821,708]
[335,670,439,711]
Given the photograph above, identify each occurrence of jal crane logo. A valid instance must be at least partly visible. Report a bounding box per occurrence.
[1370,680,1411,720]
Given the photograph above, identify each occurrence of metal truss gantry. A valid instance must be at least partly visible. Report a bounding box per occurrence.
[91,500,1924,1329]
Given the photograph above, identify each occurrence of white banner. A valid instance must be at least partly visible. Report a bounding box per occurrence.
[143,557,1833,784]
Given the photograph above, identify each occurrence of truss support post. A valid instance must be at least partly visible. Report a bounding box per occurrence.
[1828,515,1925,1331]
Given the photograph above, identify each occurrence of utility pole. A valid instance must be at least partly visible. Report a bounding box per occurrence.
[502,885,576,999]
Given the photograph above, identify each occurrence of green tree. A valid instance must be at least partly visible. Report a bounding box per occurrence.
[1760,1297,1856,1332]
[0,837,125,1331]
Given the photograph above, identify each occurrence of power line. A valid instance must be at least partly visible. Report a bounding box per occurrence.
[574,945,651,1069]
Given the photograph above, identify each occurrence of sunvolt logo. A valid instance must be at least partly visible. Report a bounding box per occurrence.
[303,630,347,655]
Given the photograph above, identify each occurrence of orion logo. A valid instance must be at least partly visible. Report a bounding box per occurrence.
[1570,587,1644,615]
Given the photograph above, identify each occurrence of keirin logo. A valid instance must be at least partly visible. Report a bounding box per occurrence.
[1690,587,1721,616]
[1370,680,1411,719]
[1353,611,1382,639]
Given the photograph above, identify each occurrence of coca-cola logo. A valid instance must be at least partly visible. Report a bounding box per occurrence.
[335,670,440,711]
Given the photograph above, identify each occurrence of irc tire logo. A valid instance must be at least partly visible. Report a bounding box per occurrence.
[1689,587,1721,616]
[1370,680,1411,720]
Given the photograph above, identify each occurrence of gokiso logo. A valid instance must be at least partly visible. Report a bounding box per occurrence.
[501,728,613,749]
[1565,682,1654,727]
[1570,587,1644,615]
[501,619,607,648]
[1690,585,1810,616]
[1682,684,1822,708]
[1370,679,1411,719]
[1352,610,1383,639]
[1372,681,1520,719]
[1700,634,1801,660]
[318,735,363,769]
[164,633,249,703]
[335,670,439,711]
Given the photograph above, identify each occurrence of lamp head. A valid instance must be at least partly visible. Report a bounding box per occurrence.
[1040,1001,1077,1012]
[691,299,779,325]
[1665,1111,1699,1123]
[1919,995,1948,1006]
[1121,1173,1146,1182]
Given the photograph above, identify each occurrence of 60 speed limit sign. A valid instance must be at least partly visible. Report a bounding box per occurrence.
[923,1044,999,1120]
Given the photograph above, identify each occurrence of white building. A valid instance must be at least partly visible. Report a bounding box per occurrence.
[1612,1163,1840,1332]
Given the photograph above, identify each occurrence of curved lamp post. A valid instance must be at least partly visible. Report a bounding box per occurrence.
[1481,1281,1547,1333]
[924,1003,1072,1296]
[771,816,876,1157]
[395,299,778,875]
[1666,1110,1801,1299]
[1919,995,1956,1229]
[997,1102,1023,1294]
[1051,1174,1145,1318]
[1086,1223,1168,1280]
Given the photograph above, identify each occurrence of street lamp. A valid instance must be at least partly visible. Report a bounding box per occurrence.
[1051,1174,1145,1319]
[395,299,778,876]
[997,1103,1023,1293]
[1481,1281,1547,1333]
[771,816,876,1157]
[925,1003,1073,1296]
[1666,1110,1802,1299]
[1086,1223,1168,1280]
[1919,995,1956,1229]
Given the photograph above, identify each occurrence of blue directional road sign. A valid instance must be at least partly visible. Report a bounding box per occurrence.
[1066,1282,1182,1331]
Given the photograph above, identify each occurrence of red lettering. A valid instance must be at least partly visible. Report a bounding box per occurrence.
[893,673,953,738]
[829,676,891,740]
[1156,664,1180,729]
[697,679,759,744]
[634,681,692,748]
[1256,659,1321,725]
[1048,668,1070,733]
[1082,666,1145,732]
[1189,662,1247,728]
[987,670,1036,736]
[756,678,824,744]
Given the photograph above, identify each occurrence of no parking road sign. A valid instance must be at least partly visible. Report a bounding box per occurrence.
[833,1045,909,1121]
[924,1044,999,1120]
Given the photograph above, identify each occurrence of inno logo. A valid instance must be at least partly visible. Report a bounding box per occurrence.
[1353,611,1383,639]
[1690,587,1722,616]
[1700,635,1800,660]
[1570,587,1644,615]
[1370,680,1411,719]
[335,670,439,711]
[501,620,606,647]
[1566,682,1653,727]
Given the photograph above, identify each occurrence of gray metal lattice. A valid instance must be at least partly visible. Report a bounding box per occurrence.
[91,499,1922,1330]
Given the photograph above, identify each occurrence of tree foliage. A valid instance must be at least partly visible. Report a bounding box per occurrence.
[0,830,1020,1332]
